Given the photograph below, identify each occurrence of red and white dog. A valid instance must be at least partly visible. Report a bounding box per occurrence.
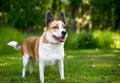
[7,10,67,83]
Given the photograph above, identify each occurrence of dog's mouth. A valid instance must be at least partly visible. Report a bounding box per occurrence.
[53,35,66,42]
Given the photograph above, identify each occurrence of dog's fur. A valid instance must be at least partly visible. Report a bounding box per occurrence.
[7,10,67,83]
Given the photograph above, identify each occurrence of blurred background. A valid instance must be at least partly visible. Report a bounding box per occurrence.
[0,1,120,82]
[0,0,120,50]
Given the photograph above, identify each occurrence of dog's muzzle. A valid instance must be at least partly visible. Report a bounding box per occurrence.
[53,31,67,42]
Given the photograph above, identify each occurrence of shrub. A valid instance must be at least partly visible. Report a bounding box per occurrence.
[65,33,80,49]
[93,30,114,48]
[110,32,120,49]
[78,31,97,49]
[65,31,97,49]
[65,30,120,49]
[0,27,28,54]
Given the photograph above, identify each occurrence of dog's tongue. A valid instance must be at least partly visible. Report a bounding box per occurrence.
[59,37,65,42]
[53,35,65,42]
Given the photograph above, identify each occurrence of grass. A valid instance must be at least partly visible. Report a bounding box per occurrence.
[0,49,120,83]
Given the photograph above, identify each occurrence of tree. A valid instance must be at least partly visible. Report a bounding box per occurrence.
[0,0,52,31]
[0,0,119,32]
[114,0,120,30]
[68,0,81,32]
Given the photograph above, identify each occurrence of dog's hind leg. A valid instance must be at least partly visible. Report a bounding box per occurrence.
[29,60,35,74]
[22,54,30,78]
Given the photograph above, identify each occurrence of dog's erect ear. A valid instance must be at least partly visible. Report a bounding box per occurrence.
[46,10,54,27]
[59,10,66,24]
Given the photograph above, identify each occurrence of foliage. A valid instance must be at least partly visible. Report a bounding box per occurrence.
[93,30,113,48]
[0,0,52,29]
[0,27,28,54]
[111,33,120,48]
[65,30,120,49]
[78,31,97,49]
[0,0,120,32]
[65,31,97,49]
[65,33,80,49]
[93,30,120,48]
[0,49,120,82]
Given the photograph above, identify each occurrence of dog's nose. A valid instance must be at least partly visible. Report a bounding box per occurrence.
[62,31,66,37]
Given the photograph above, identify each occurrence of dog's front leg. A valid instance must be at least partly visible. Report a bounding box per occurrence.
[58,59,64,80]
[39,62,44,83]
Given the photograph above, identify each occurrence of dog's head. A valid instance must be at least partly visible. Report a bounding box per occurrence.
[45,10,67,44]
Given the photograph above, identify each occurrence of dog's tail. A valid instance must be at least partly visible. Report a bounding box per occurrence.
[7,41,21,50]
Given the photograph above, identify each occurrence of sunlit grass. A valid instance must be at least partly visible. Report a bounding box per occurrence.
[0,49,120,83]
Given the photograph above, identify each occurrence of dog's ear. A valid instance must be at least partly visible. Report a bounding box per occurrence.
[59,10,66,24]
[46,10,54,27]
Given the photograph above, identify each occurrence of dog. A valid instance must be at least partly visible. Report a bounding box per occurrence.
[7,10,67,83]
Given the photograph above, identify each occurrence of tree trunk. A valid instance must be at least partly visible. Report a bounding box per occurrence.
[68,2,79,32]
[115,8,120,30]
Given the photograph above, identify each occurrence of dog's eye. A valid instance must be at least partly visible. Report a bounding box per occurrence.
[53,26,59,29]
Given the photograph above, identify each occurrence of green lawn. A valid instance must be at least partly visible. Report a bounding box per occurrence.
[0,49,120,83]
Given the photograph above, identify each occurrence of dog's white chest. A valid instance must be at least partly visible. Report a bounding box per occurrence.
[39,43,64,66]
